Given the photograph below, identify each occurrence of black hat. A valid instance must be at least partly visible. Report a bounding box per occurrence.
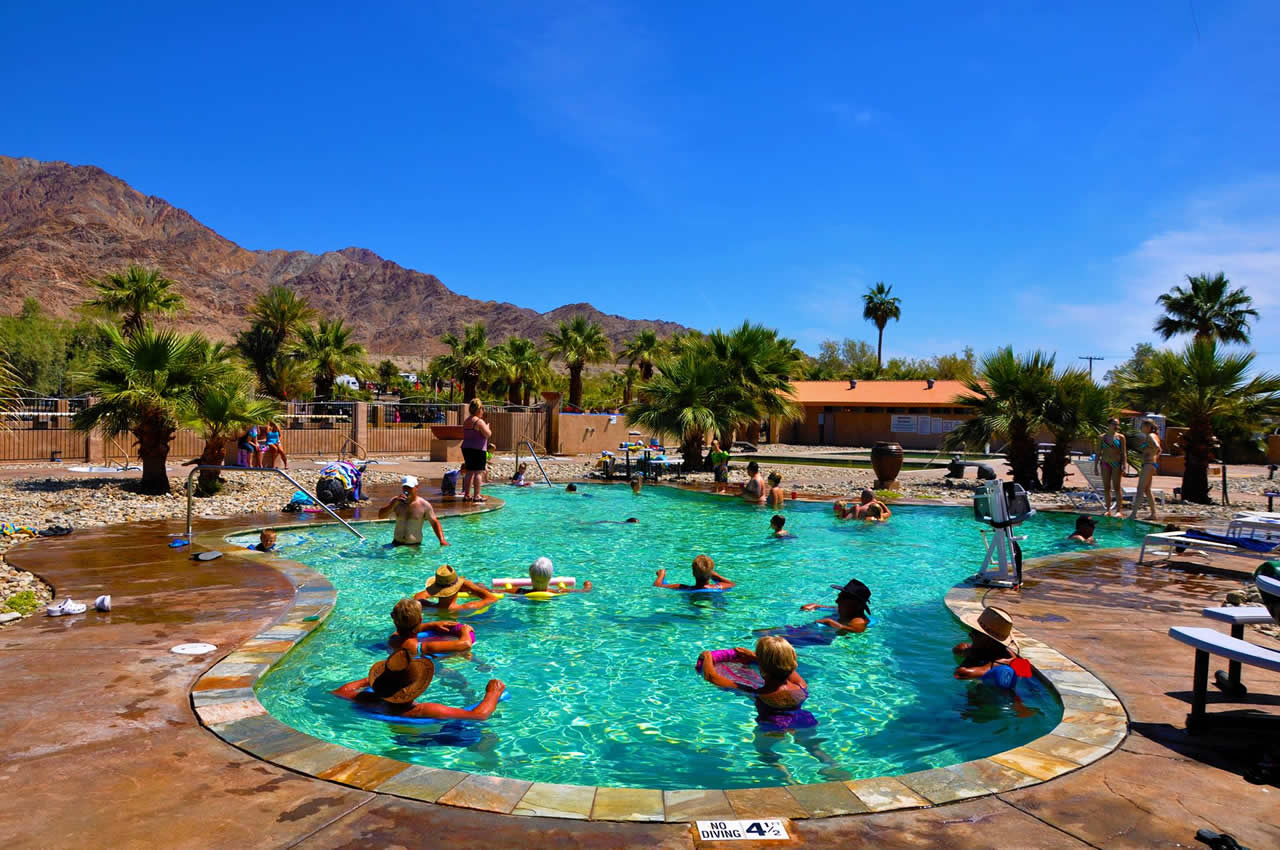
[831,578,871,610]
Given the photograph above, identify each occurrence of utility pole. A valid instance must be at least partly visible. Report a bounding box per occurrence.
[1079,355,1105,378]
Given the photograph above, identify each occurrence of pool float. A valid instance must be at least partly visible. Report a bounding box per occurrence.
[754,618,876,647]
[491,577,576,590]
[695,649,764,689]
[418,623,477,650]
[356,688,511,724]
[675,585,729,593]
[980,659,1032,689]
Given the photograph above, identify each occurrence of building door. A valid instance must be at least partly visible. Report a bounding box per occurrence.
[817,413,825,445]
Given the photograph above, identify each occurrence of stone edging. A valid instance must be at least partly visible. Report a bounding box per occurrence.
[191,508,1129,823]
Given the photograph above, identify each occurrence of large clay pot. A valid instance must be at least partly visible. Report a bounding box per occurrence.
[871,442,904,489]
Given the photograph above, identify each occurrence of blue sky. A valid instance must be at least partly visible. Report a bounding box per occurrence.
[4,1,1278,372]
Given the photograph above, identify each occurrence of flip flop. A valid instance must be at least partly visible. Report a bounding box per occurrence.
[193,551,223,561]
[169,539,190,548]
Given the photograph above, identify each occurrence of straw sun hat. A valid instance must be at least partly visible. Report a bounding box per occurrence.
[367,649,434,704]
[963,605,1017,648]
[423,565,462,598]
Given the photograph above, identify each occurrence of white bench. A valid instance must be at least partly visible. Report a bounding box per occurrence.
[1168,626,1280,733]
[1201,606,1276,696]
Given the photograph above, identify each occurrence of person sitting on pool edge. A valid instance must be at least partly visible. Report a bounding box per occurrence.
[698,636,812,726]
[952,606,1023,687]
[1067,515,1097,545]
[515,556,592,595]
[769,515,794,539]
[741,461,767,505]
[510,463,530,486]
[332,648,506,720]
[249,529,277,552]
[414,564,501,614]
[799,578,872,634]
[388,597,476,655]
[654,554,735,591]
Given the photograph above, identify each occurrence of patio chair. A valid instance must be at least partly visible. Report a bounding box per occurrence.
[1077,461,1166,508]
[1139,529,1280,565]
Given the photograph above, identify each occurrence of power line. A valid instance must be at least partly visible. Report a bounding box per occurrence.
[1079,355,1105,378]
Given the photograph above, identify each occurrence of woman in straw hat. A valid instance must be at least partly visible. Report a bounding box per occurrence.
[332,648,506,720]
[952,606,1023,687]
[413,565,501,614]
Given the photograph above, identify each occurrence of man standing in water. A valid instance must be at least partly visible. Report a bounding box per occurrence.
[379,475,449,547]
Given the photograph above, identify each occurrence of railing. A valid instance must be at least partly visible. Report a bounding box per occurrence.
[184,465,366,541]
[0,397,89,462]
[515,440,553,486]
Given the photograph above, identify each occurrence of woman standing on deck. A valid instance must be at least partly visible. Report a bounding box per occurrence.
[1097,418,1127,515]
[1128,419,1162,521]
[461,399,492,503]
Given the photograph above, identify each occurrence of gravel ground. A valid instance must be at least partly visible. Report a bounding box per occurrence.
[3,447,1276,625]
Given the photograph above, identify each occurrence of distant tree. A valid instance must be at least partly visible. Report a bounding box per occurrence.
[861,282,902,371]
[1041,370,1111,491]
[293,318,369,400]
[621,330,662,380]
[1154,272,1257,344]
[497,337,549,406]
[544,316,612,409]
[621,365,640,406]
[182,364,281,496]
[934,347,977,381]
[236,287,316,399]
[376,359,399,390]
[248,286,316,347]
[87,266,185,338]
[945,348,1057,489]
[433,323,503,402]
[705,321,804,444]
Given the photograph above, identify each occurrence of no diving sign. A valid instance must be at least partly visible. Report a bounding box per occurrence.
[697,819,789,841]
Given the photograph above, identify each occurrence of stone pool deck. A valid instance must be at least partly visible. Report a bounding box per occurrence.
[2,495,1279,848]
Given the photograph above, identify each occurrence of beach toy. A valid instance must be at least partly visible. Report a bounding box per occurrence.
[491,577,576,590]
[522,591,557,601]
[418,624,477,648]
[169,539,189,548]
[357,689,511,724]
[695,649,764,688]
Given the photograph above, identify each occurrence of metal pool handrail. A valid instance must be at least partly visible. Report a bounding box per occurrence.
[184,465,366,541]
[516,440,553,486]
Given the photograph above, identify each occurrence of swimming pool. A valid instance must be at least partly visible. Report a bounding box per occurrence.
[247,486,1152,790]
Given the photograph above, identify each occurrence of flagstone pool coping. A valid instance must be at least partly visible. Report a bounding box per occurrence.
[189,503,1128,824]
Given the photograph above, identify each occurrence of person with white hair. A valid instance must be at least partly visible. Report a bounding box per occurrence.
[513,556,592,595]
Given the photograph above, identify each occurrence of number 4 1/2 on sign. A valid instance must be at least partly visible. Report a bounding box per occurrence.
[696,819,789,841]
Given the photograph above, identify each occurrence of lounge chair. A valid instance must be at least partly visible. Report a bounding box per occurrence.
[1137,530,1280,565]
[1072,461,1166,509]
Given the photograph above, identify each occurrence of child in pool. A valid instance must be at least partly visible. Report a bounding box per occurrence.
[654,554,735,590]
[388,597,476,656]
[767,473,785,509]
[1068,515,1097,545]
[769,515,794,539]
[952,606,1020,683]
[510,463,530,486]
[250,529,277,552]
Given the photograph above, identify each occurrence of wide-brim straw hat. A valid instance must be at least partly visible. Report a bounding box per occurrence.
[423,564,462,598]
[962,605,1016,648]
[368,649,434,704]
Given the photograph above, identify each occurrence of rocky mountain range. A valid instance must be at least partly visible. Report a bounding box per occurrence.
[0,155,688,357]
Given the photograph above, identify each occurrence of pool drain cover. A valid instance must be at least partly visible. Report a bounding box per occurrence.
[171,642,217,655]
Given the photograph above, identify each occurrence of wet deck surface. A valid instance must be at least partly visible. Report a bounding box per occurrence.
[2,490,1278,849]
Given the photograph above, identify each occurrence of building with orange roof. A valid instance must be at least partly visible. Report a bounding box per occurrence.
[780,379,975,449]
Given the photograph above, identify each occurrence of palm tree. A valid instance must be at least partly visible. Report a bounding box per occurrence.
[621,366,640,406]
[1113,340,1280,503]
[434,323,503,402]
[1041,370,1111,490]
[72,324,230,494]
[621,330,662,380]
[1154,273,1257,345]
[861,281,901,371]
[627,349,756,470]
[183,380,283,495]
[705,322,803,444]
[248,286,316,347]
[236,287,316,398]
[544,316,612,409]
[0,354,20,425]
[293,318,369,399]
[498,337,550,406]
[87,266,185,337]
[945,348,1057,489]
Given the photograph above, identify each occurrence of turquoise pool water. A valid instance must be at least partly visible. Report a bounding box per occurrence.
[249,486,1151,789]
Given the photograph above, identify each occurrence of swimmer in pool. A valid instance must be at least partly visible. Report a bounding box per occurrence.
[798,578,871,634]
[769,515,794,538]
[249,529,276,552]
[741,461,767,505]
[1067,515,1097,545]
[698,637,811,724]
[515,556,592,595]
[952,606,1020,682]
[631,477,642,495]
[767,473,785,509]
[378,475,448,547]
[332,648,506,720]
[565,483,578,493]
[654,554,735,590]
[414,564,501,614]
[387,597,476,655]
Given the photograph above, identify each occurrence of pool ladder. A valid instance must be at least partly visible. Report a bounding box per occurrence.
[515,440,554,486]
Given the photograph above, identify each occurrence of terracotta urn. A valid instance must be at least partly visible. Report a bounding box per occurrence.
[871,441,904,489]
